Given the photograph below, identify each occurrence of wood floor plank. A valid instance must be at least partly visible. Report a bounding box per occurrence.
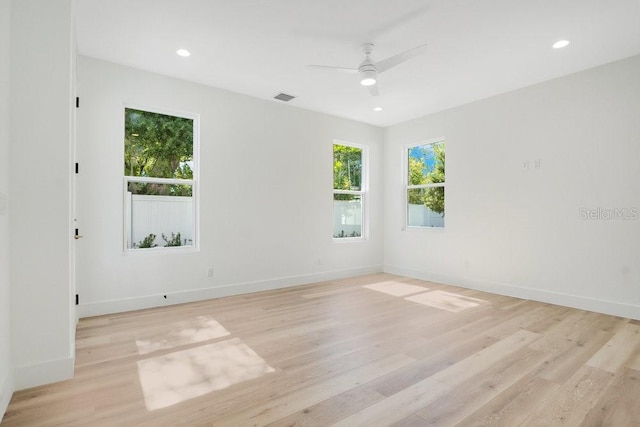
[391,414,432,427]
[370,334,498,397]
[330,330,539,427]
[586,322,640,373]
[484,304,555,339]
[456,374,560,427]
[432,329,540,388]
[524,305,575,334]
[406,315,500,360]
[527,310,602,352]
[581,368,640,426]
[163,339,408,424]
[265,385,384,427]
[415,347,545,425]
[3,273,639,427]
[531,328,613,384]
[212,353,415,426]
[628,351,640,371]
[329,371,451,427]
[519,365,617,426]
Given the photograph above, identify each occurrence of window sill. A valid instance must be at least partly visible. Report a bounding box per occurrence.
[333,237,368,243]
[404,225,445,231]
[123,245,199,256]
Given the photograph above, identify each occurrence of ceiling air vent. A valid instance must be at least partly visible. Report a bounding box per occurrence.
[274,93,296,102]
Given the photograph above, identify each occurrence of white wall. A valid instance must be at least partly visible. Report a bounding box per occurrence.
[76,57,384,316]
[9,0,75,389]
[0,0,12,418]
[384,55,640,319]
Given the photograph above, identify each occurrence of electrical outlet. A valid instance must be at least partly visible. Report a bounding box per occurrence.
[206,267,214,278]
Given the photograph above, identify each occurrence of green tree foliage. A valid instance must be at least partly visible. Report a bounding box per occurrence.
[407,143,445,215]
[333,145,362,201]
[137,233,157,249]
[408,157,427,203]
[125,109,193,196]
[424,143,445,215]
[333,230,361,238]
[162,232,182,247]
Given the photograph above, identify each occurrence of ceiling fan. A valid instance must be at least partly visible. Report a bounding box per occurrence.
[307,43,428,96]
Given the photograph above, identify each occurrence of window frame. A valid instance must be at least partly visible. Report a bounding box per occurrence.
[122,105,200,254]
[403,137,446,230]
[332,140,368,242]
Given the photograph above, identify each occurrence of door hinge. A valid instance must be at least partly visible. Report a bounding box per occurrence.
[75,162,79,174]
[75,294,79,305]
[75,97,80,108]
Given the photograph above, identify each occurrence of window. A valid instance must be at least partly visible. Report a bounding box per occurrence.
[124,108,198,250]
[406,139,445,228]
[333,142,366,239]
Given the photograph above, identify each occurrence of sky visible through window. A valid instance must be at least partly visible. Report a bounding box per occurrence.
[409,144,437,177]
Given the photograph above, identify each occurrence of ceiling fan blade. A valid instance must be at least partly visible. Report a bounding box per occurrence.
[375,43,428,73]
[306,65,358,73]
[368,84,379,96]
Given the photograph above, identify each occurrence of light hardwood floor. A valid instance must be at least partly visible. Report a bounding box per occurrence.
[3,273,640,426]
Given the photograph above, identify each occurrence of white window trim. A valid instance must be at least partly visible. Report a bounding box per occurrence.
[122,104,200,254]
[333,140,368,242]
[403,137,445,230]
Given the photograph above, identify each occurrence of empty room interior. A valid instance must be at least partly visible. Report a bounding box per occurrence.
[2,0,640,425]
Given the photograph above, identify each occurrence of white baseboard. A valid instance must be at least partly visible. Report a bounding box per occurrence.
[0,370,13,422]
[384,265,640,320]
[13,356,75,391]
[78,265,384,318]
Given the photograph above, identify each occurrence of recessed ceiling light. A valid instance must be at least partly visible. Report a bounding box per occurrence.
[176,49,191,57]
[373,107,383,112]
[552,40,570,49]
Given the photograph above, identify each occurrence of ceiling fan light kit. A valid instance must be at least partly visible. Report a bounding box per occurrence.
[359,69,377,86]
[308,42,428,97]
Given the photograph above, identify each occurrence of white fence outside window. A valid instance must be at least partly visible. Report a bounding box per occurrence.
[126,193,194,248]
[407,203,444,228]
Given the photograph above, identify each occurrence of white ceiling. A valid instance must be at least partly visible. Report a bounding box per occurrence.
[75,0,640,127]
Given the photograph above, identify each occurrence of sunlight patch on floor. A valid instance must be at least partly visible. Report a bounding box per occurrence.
[137,337,275,410]
[363,281,430,297]
[136,315,231,355]
[405,290,486,312]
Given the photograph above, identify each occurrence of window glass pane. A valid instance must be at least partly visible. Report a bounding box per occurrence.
[125,109,194,179]
[333,144,362,191]
[407,187,445,228]
[126,182,194,249]
[407,142,445,185]
[333,193,362,238]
